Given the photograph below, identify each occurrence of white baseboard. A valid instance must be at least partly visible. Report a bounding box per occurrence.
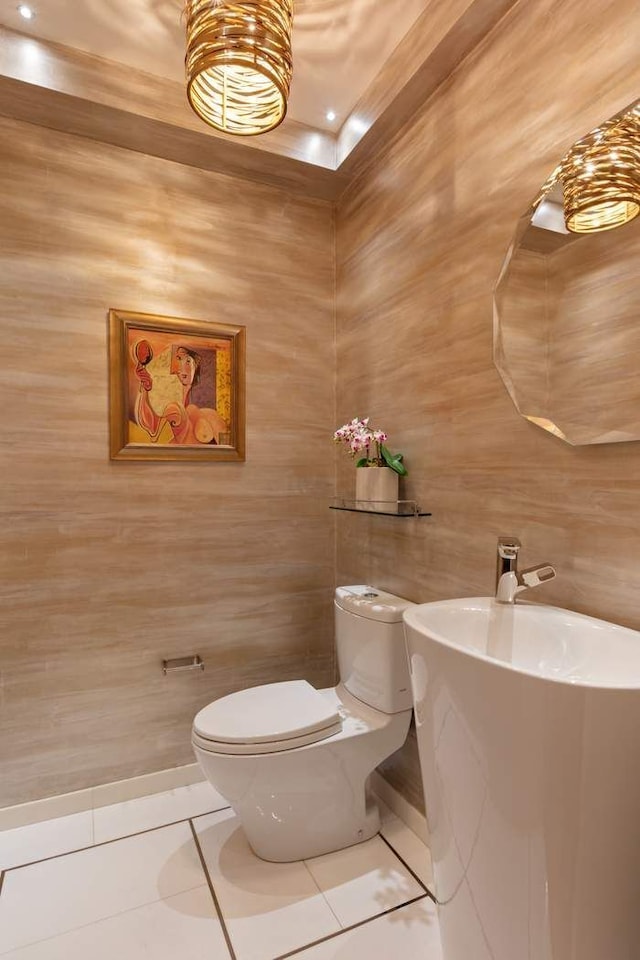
[2,762,427,845]
[0,763,205,832]
[371,771,430,846]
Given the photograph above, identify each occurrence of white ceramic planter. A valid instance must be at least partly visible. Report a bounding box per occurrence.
[355,465,399,512]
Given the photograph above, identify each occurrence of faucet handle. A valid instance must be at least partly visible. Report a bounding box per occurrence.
[497,536,521,559]
[520,564,556,588]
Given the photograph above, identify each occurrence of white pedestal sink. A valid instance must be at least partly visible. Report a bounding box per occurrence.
[403,598,640,960]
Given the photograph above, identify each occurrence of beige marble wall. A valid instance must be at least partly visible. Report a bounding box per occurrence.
[336,0,640,810]
[0,117,335,807]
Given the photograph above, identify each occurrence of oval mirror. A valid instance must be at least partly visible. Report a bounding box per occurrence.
[494,100,640,445]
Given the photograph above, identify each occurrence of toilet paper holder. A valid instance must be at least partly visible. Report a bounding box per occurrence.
[162,655,205,675]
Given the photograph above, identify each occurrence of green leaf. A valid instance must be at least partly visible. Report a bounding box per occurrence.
[380,444,408,477]
[355,458,369,468]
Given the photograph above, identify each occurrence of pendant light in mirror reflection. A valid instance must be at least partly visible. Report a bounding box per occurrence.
[185,0,294,136]
[494,98,640,446]
[561,111,640,233]
[561,108,640,234]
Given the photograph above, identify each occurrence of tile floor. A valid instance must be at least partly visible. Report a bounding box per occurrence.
[0,782,442,960]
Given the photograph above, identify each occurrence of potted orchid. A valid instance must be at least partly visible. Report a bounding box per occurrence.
[333,417,407,511]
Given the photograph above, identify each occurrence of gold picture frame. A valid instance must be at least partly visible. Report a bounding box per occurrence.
[108,309,246,461]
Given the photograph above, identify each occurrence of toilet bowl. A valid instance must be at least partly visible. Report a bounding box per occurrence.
[192,585,415,862]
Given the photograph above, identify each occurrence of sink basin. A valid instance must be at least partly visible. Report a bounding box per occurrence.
[403,598,640,960]
[405,597,640,687]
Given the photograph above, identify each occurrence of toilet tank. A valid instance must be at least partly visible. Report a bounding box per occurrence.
[335,585,415,714]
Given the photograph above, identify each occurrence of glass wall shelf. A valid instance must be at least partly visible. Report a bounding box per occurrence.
[330,498,431,518]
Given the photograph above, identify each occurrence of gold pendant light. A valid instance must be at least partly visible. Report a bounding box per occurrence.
[562,111,640,234]
[185,0,294,137]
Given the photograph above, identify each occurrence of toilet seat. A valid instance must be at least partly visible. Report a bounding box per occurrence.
[193,680,343,756]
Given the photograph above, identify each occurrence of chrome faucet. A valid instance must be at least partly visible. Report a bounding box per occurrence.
[495,536,556,604]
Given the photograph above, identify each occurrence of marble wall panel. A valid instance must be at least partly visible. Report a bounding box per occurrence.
[0,117,335,806]
[336,0,640,811]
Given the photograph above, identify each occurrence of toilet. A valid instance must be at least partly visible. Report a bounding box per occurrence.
[192,585,415,862]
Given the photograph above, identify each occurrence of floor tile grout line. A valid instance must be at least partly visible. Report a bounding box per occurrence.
[300,858,343,931]
[271,893,430,960]
[188,819,238,960]
[0,882,207,958]
[378,831,435,900]
[190,807,231,824]
[185,813,425,958]
[2,804,433,956]
[2,804,233,873]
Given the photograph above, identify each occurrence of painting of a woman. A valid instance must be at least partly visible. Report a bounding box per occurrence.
[109,310,245,462]
[133,341,229,445]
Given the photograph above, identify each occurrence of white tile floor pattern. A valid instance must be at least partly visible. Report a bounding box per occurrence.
[0,782,442,960]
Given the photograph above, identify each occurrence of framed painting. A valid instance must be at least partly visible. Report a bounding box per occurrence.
[108,309,246,461]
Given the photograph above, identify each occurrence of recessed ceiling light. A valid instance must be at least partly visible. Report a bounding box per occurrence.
[326,110,336,123]
[18,4,35,19]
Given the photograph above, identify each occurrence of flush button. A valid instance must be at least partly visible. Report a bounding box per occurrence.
[363,591,379,599]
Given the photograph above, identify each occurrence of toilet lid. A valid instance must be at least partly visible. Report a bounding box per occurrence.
[193,680,342,748]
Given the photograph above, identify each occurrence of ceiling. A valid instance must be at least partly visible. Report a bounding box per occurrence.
[0,0,431,130]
